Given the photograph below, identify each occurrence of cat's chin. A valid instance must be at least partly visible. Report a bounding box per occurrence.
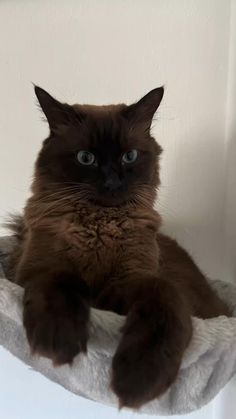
[89,196,130,208]
[92,200,128,208]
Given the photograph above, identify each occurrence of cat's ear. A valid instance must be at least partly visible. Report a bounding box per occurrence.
[123,87,164,131]
[34,85,80,132]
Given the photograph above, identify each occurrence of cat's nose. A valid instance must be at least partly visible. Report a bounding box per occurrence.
[104,175,122,192]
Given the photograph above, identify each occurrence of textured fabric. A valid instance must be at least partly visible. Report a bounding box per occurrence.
[0,237,236,416]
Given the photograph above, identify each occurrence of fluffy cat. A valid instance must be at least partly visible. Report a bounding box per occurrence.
[7,86,229,409]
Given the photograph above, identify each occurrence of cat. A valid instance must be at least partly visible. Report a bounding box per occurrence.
[6,85,230,409]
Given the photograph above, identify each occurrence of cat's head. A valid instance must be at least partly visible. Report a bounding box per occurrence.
[33,85,164,208]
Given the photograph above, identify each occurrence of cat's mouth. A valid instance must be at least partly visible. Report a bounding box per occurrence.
[85,184,130,207]
[87,186,154,208]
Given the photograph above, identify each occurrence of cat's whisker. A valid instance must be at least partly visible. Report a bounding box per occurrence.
[29,194,81,225]
[30,186,97,225]
[29,186,93,207]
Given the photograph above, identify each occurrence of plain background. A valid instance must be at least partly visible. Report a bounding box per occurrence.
[0,1,236,418]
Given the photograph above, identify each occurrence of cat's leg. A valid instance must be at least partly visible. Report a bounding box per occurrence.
[109,279,192,408]
[16,232,90,365]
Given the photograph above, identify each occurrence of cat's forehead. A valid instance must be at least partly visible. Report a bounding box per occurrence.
[73,103,126,115]
[65,103,156,153]
[72,103,130,150]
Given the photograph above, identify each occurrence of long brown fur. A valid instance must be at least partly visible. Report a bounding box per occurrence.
[6,86,229,409]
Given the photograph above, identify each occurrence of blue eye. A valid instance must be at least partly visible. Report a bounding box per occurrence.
[122,149,138,164]
[77,151,96,166]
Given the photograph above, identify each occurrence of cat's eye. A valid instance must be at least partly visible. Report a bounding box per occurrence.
[77,151,96,166]
[122,149,138,164]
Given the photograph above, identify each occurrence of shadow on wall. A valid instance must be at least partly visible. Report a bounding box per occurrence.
[224,126,236,283]
[156,125,227,281]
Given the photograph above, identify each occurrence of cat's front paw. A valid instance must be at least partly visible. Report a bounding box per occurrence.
[111,300,191,408]
[23,273,90,365]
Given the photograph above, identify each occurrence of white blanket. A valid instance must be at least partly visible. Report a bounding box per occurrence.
[0,236,236,416]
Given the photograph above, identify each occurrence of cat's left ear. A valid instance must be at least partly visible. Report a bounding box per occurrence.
[34,85,81,132]
[123,87,164,131]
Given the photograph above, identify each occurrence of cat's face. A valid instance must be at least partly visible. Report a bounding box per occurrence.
[34,86,164,208]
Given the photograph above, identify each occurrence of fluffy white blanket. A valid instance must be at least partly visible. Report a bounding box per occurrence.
[0,237,236,415]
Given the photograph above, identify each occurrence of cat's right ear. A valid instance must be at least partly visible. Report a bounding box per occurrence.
[123,87,164,132]
[34,85,80,132]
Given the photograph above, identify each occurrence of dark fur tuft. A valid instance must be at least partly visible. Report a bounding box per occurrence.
[3,213,25,241]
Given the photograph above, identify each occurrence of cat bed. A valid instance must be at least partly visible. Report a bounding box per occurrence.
[0,236,236,416]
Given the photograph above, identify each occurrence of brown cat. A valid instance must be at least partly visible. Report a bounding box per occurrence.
[7,86,229,409]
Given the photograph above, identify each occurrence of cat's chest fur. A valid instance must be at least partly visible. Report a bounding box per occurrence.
[64,208,129,253]
[57,206,160,285]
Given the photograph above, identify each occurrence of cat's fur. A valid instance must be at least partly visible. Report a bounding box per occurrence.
[7,86,229,408]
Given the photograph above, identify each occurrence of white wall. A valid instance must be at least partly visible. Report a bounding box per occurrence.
[0,1,235,418]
